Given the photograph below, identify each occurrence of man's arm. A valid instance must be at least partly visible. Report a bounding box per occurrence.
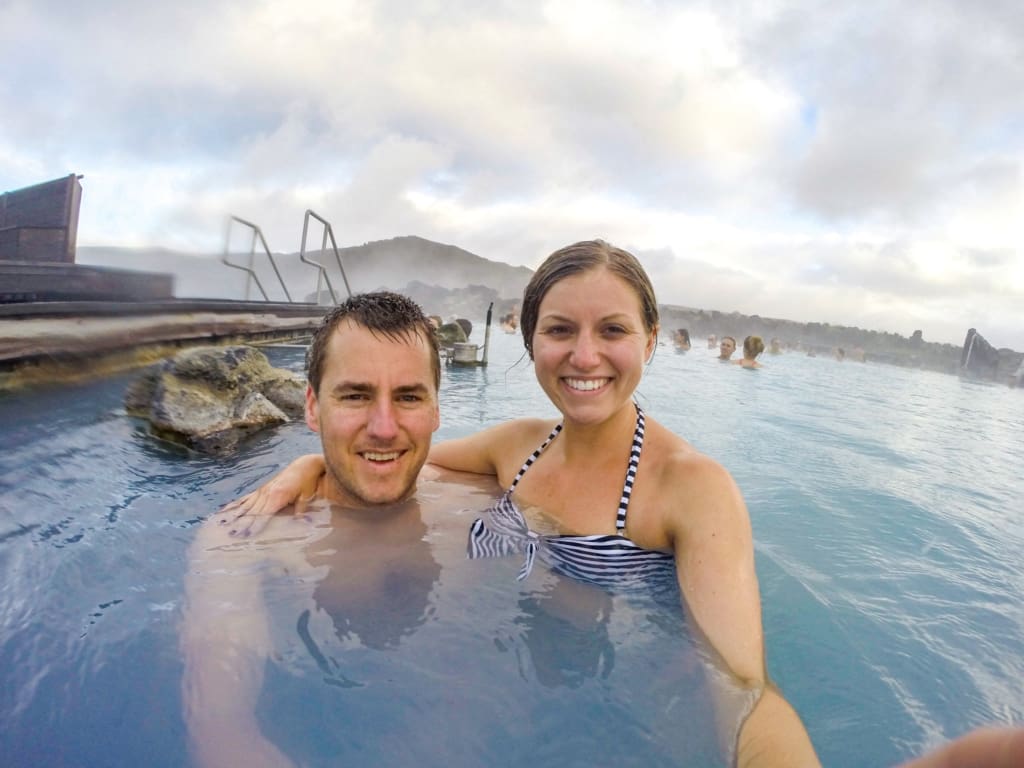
[181,518,297,768]
[216,455,326,537]
[898,727,1024,768]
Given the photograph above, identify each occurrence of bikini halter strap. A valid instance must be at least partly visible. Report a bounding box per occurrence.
[507,404,646,532]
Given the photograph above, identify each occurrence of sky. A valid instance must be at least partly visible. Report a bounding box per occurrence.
[2,0,1021,348]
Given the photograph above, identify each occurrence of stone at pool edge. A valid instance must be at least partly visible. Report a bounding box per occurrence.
[124,345,306,453]
[436,321,469,345]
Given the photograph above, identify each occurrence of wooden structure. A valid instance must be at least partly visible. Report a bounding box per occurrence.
[0,174,83,263]
[0,174,178,303]
[0,262,174,303]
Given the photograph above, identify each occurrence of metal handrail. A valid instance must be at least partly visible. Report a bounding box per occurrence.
[299,209,352,304]
[222,215,293,302]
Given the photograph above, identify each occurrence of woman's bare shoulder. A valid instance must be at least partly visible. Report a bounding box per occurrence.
[645,418,732,477]
[642,420,747,530]
[429,417,561,478]
[487,417,561,464]
[470,417,561,451]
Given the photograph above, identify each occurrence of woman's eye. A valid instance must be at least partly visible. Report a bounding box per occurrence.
[542,325,571,336]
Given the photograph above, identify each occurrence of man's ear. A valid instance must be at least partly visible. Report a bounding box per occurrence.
[432,400,440,433]
[305,384,321,433]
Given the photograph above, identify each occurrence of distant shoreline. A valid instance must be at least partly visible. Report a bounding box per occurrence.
[71,239,1020,386]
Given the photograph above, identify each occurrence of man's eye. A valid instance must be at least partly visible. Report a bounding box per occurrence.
[398,394,423,403]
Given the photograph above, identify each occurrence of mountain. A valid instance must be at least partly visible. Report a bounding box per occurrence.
[77,236,533,312]
[74,239,1022,382]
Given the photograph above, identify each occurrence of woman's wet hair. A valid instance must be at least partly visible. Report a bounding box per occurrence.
[519,240,659,359]
[306,291,440,394]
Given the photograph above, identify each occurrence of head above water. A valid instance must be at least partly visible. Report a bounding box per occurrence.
[520,240,660,360]
[743,335,765,359]
[306,291,441,395]
[304,291,441,508]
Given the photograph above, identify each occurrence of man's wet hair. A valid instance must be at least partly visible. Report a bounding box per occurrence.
[306,292,441,394]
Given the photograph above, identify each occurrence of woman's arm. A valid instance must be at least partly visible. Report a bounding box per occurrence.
[428,418,554,479]
[666,455,819,768]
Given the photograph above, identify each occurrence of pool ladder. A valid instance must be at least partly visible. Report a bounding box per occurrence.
[222,211,352,304]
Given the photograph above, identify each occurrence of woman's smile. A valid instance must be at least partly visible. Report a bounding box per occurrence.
[562,376,612,393]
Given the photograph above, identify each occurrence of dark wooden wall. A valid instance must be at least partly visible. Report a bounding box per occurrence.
[0,174,83,263]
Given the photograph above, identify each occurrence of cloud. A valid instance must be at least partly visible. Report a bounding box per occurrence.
[0,0,1020,347]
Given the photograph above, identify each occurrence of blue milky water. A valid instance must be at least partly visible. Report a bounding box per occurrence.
[1,328,1022,766]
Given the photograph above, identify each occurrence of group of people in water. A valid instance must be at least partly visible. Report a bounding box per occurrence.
[673,328,771,369]
[199,239,1019,768]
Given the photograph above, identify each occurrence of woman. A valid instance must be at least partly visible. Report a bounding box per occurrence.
[735,334,765,368]
[225,241,818,766]
[672,327,691,351]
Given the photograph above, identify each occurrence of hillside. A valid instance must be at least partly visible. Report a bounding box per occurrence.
[77,236,533,309]
[76,239,1020,384]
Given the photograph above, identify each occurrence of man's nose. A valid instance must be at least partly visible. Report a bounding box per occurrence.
[366,399,399,439]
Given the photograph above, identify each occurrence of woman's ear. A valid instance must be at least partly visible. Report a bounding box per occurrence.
[645,326,659,362]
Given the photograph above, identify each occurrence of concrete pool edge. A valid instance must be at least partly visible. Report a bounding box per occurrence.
[0,299,327,391]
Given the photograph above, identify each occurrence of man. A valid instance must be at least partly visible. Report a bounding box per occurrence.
[181,293,499,767]
[718,335,736,361]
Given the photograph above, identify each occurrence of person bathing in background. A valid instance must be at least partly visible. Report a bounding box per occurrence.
[735,335,765,368]
[719,335,737,361]
[672,327,691,350]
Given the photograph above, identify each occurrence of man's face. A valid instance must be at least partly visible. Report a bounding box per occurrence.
[719,337,736,359]
[305,319,440,507]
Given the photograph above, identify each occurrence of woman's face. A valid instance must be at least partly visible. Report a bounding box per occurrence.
[531,267,655,426]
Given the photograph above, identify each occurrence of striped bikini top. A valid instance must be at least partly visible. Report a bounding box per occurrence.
[467,404,676,591]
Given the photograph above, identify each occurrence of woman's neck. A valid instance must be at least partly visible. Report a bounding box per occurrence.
[557,401,638,462]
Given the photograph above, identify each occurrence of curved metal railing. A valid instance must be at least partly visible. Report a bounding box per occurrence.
[221,216,293,302]
[299,210,352,304]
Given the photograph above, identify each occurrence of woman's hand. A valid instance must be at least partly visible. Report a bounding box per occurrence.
[215,454,326,537]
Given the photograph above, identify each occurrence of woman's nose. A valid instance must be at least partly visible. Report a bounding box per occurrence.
[570,331,601,368]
